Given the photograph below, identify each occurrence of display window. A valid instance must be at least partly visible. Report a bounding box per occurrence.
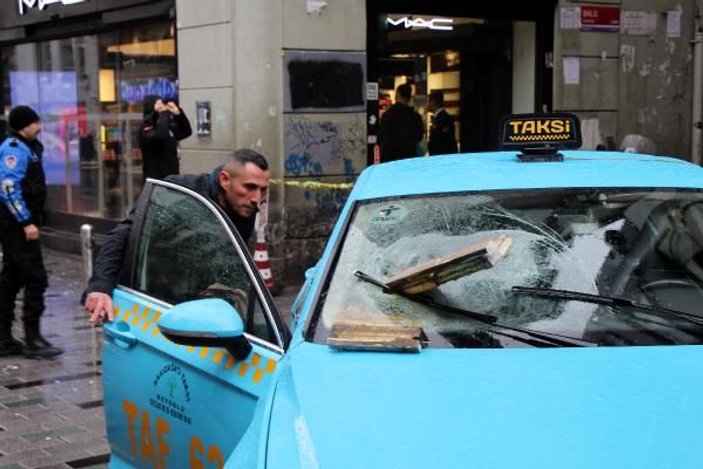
[1,21,177,219]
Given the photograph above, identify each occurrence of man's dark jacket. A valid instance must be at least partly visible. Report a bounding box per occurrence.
[428,109,458,156]
[139,97,192,180]
[378,103,424,162]
[84,168,256,298]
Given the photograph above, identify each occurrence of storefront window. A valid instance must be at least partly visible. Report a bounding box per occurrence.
[1,21,177,219]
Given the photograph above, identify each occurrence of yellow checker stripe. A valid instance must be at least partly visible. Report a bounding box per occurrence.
[509,133,571,142]
[112,303,278,384]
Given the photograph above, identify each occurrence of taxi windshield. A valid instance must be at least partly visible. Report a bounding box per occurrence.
[311,189,703,348]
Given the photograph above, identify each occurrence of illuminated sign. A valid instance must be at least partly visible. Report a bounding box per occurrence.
[499,113,582,149]
[387,16,454,31]
[18,0,88,15]
[120,77,179,106]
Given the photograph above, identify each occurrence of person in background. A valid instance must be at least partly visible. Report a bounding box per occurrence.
[378,83,424,162]
[83,149,270,324]
[427,90,458,156]
[0,105,63,358]
[139,94,192,181]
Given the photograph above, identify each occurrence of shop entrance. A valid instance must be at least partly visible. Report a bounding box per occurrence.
[378,19,512,153]
[369,1,556,156]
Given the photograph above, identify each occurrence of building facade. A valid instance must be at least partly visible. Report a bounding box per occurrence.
[1,0,700,284]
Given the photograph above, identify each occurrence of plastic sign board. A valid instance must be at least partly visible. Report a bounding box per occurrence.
[499,113,582,149]
[18,0,88,15]
[387,16,454,31]
[580,6,620,33]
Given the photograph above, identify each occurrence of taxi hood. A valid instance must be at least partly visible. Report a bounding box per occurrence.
[266,342,703,468]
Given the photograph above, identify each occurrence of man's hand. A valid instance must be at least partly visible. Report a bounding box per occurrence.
[85,292,115,325]
[23,224,39,241]
[165,102,181,115]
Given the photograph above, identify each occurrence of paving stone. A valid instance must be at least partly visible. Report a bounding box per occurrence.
[83,441,110,457]
[51,409,103,429]
[3,398,54,410]
[0,420,44,435]
[21,426,86,444]
[0,463,27,469]
[17,450,91,468]
[0,447,53,464]
[59,431,107,446]
[0,433,67,455]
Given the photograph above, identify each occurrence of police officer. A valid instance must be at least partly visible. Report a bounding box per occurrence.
[0,106,63,358]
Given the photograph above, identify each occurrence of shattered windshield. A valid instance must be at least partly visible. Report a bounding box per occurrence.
[311,189,703,348]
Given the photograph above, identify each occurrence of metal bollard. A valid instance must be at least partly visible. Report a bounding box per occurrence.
[80,224,94,290]
[80,224,101,376]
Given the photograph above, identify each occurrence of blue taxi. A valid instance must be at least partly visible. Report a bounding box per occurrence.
[103,114,703,468]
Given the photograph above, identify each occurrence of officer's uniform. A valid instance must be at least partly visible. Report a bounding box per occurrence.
[0,134,48,351]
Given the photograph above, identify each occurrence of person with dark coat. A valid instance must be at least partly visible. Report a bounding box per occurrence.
[139,94,192,180]
[378,84,424,162]
[0,105,62,358]
[83,149,270,324]
[427,91,458,156]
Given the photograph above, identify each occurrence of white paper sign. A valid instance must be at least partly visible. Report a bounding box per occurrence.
[667,10,681,38]
[621,11,658,36]
[620,45,636,73]
[366,82,379,101]
[306,0,327,14]
[560,7,581,30]
[563,57,580,85]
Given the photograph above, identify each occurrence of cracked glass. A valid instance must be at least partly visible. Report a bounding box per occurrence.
[312,189,703,348]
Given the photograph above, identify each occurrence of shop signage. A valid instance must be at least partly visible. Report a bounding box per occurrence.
[18,0,89,15]
[120,77,178,106]
[387,16,454,31]
[580,6,620,33]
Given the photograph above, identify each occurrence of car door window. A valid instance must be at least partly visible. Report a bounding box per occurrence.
[134,183,276,344]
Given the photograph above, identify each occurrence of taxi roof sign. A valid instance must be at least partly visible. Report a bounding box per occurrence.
[499,113,582,150]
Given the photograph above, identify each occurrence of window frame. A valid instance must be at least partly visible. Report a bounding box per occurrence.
[121,178,290,352]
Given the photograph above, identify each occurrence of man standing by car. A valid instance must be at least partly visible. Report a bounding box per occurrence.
[379,83,425,162]
[427,90,457,156]
[139,94,192,181]
[0,105,63,358]
[83,149,270,324]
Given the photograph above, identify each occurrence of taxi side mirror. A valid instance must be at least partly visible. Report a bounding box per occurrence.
[157,298,252,359]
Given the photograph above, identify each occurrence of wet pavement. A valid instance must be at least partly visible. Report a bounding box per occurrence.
[0,248,298,468]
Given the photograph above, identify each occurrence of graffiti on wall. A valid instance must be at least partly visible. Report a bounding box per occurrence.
[284,114,366,177]
[283,114,365,209]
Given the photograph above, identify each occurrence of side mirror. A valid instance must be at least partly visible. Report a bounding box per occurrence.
[157,298,252,359]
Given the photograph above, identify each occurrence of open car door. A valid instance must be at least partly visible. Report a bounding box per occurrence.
[102,179,289,467]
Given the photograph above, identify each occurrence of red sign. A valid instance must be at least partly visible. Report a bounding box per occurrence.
[373,144,381,164]
[581,6,620,32]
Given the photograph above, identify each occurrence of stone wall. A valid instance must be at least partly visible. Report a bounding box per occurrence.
[554,0,695,158]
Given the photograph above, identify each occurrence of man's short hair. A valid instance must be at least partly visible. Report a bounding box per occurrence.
[396,83,413,101]
[228,148,269,171]
[429,90,444,107]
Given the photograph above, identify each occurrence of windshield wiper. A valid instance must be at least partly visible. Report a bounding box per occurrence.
[355,270,594,347]
[354,270,497,323]
[512,286,703,327]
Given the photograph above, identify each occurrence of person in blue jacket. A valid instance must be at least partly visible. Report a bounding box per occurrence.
[0,105,63,358]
